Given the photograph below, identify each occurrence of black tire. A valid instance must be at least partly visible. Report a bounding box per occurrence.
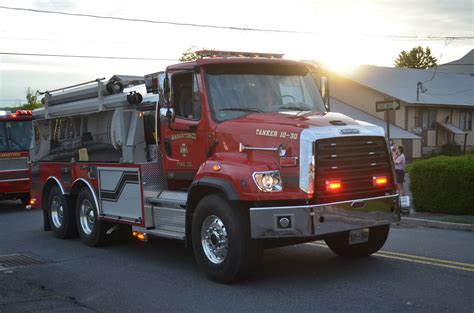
[47,185,77,239]
[20,194,30,206]
[192,194,261,283]
[75,188,108,247]
[324,224,390,258]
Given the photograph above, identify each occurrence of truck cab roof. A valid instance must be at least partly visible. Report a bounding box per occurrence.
[167,57,313,72]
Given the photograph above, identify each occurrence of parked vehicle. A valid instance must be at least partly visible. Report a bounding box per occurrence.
[0,110,32,205]
[31,51,400,282]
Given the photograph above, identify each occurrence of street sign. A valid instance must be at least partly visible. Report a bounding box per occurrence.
[375,100,400,112]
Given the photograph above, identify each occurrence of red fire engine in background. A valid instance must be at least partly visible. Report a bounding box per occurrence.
[0,110,33,205]
[31,51,400,282]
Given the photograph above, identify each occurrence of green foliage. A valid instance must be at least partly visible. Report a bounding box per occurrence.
[22,88,42,110]
[0,88,42,111]
[440,143,462,156]
[394,46,438,69]
[179,46,200,62]
[409,155,474,214]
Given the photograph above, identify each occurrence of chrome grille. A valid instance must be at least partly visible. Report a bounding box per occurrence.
[314,136,394,203]
[0,157,28,171]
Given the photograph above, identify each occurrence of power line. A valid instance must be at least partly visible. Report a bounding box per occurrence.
[0,5,307,35]
[1,5,473,40]
[0,51,178,61]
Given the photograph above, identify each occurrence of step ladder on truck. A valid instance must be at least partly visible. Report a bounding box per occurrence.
[30,51,401,283]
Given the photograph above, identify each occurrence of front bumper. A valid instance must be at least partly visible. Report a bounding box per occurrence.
[250,194,400,238]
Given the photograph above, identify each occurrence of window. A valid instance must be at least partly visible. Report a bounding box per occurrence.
[205,63,325,122]
[0,121,32,152]
[416,109,436,130]
[459,111,472,131]
[172,72,201,120]
[279,76,307,104]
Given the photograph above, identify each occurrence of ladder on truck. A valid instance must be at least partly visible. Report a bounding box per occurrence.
[34,75,150,119]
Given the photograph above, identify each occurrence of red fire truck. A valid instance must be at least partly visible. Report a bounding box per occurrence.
[0,110,33,205]
[31,51,400,282]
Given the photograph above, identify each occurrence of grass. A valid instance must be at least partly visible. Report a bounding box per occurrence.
[440,218,473,225]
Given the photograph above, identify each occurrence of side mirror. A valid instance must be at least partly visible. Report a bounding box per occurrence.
[163,74,171,106]
[160,107,174,122]
[320,76,330,111]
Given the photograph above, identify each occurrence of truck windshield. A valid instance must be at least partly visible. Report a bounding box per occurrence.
[0,120,32,152]
[204,63,326,122]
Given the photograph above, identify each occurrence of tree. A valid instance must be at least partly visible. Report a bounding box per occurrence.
[394,46,438,69]
[179,46,200,62]
[21,88,42,110]
[179,46,211,62]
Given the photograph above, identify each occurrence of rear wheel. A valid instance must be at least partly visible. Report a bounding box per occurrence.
[76,188,108,247]
[324,224,390,258]
[192,194,261,283]
[47,186,76,239]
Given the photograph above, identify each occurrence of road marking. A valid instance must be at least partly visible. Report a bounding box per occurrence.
[306,242,474,273]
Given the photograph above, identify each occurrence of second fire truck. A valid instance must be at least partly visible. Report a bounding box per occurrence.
[0,110,32,205]
[31,51,400,282]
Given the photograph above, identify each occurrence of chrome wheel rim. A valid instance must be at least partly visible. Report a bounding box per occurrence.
[79,199,95,235]
[201,215,228,264]
[50,196,64,229]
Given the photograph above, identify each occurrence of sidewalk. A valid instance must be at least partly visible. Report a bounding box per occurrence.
[399,211,474,232]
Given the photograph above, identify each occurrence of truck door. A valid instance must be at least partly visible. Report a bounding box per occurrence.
[161,71,206,188]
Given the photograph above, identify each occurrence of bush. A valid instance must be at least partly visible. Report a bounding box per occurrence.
[408,155,474,215]
[440,143,462,156]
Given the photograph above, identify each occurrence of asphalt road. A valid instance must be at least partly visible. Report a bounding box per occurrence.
[1,200,473,313]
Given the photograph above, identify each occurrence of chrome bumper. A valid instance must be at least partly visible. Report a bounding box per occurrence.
[250,194,400,239]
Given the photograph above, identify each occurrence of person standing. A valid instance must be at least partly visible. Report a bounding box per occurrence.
[393,145,406,196]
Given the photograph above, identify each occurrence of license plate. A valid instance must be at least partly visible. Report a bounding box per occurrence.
[348,228,369,245]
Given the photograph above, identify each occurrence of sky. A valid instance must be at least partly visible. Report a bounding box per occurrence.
[0,0,473,107]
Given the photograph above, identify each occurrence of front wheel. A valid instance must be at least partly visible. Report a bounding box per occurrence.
[324,224,390,258]
[76,188,108,247]
[192,194,261,283]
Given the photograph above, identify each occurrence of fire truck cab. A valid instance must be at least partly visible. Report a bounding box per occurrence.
[31,51,400,282]
[0,110,32,205]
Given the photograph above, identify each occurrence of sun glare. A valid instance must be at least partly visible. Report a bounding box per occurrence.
[301,3,380,73]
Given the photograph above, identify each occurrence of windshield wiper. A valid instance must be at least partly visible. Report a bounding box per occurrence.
[219,107,263,113]
[278,104,312,111]
[7,136,21,147]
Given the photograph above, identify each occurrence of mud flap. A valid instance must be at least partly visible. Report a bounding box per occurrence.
[43,208,51,231]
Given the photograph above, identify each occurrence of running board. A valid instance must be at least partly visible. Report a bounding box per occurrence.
[132,225,185,241]
[148,190,188,208]
[153,206,186,240]
[133,206,186,240]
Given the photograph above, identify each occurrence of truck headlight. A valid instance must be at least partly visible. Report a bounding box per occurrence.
[252,171,282,192]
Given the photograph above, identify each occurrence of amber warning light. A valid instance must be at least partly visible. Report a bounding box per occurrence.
[326,180,342,192]
[373,176,388,187]
[132,231,148,242]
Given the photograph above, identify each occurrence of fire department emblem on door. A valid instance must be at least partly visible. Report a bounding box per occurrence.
[180,143,188,157]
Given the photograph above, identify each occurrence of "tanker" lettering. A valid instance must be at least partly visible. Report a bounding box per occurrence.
[256,129,278,137]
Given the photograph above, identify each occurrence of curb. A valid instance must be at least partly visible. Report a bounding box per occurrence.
[400,217,474,232]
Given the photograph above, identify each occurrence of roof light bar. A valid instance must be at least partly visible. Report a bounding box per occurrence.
[15,110,32,115]
[195,50,284,59]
